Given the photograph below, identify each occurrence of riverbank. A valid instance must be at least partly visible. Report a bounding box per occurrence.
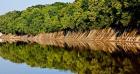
[0,28,140,53]
[1,28,139,42]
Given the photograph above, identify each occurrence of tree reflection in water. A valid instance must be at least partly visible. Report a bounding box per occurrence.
[0,41,140,74]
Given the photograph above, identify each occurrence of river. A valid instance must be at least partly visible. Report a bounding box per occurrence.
[0,41,140,74]
[0,31,140,74]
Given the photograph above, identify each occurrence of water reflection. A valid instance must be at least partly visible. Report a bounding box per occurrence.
[2,34,140,53]
[1,33,140,53]
[0,42,140,74]
[0,57,72,74]
[34,37,140,53]
[0,34,140,74]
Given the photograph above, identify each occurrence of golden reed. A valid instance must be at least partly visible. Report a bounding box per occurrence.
[1,28,140,53]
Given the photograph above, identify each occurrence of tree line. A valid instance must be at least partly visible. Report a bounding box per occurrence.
[0,0,139,35]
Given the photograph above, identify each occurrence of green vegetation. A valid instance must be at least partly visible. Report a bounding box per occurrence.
[0,0,140,35]
[0,42,140,74]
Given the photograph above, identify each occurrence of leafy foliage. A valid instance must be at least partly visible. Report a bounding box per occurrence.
[0,0,139,34]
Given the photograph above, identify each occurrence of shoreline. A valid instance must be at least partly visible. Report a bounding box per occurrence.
[0,28,140,53]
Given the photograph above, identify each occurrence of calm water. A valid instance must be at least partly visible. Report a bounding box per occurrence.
[0,42,140,74]
[0,57,72,74]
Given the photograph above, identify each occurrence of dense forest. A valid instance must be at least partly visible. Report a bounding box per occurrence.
[0,0,140,35]
[0,0,140,74]
[0,42,140,74]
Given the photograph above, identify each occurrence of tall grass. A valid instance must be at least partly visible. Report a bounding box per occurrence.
[1,28,140,53]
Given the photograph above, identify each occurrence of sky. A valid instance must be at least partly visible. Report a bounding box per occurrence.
[0,0,75,15]
[0,57,72,74]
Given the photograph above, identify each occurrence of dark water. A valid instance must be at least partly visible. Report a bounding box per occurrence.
[0,42,140,74]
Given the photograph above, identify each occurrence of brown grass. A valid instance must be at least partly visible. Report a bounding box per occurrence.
[0,28,140,53]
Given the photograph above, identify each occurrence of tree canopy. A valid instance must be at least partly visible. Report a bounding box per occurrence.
[0,0,139,35]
